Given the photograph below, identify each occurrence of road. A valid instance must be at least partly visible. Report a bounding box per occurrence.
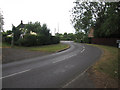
[2,41,102,88]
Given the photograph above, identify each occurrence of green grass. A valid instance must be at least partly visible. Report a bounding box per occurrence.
[2,42,11,48]
[88,44,119,79]
[0,42,2,47]
[22,43,70,52]
[2,42,70,53]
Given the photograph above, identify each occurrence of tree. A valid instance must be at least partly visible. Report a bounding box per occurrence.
[71,2,101,34]
[13,25,21,42]
[40,24,51,37]
[67,33,75,40]
[3,21,60,46]
[11,25,15,46]
[2,30,12,44]
[0,10,4,32]
[94,2,120,38]
[25,22,51,37]
[25,21,42,34]
[71,1,120,38]
[56,32,76,41]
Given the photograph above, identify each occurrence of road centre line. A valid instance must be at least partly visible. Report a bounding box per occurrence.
[0,69,31,79]
[53,54,77,63]
[81,48,85,53]
[53,59,65,63]
[53,46,86,63]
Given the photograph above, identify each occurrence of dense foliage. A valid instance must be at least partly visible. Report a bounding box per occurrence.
[55,32,75,41]
[71,1,120,38]
[2,22,60,46]
[55,32,88,43]
[0,10,4,32]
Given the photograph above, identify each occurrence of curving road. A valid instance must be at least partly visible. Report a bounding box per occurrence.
[2,41,102,88]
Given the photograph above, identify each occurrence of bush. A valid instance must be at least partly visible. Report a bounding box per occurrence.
[74,39,81,43]
[37,35,51,45]
[83,37,89,43]
[3,36,12,44]
[16,35,60,46]
[17,34,37,46]
[36,35,43,45]
[51,36,60,44]
[3,34,60,47]
[15,38,24,46]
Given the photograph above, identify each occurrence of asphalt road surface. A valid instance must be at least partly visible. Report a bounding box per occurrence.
[2,41,102,88]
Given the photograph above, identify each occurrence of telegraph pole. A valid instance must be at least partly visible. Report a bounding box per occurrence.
[11,24,14,47]
[54,28,56,36]
[57,23,59,33]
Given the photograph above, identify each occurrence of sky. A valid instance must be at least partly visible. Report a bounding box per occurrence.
[0,0,76,35]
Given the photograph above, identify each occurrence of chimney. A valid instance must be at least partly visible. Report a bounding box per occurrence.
[21,20,23,24]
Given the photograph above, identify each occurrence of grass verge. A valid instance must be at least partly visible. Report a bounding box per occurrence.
[2,42,11,48]
[19,43,70,52]
[87,44,119,88]
[2,42,70,53]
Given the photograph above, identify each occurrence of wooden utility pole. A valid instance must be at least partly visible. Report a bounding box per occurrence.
[11,24,14,47]
[11,33,14,47]
[54,28,56,36]
[57,23,59,33]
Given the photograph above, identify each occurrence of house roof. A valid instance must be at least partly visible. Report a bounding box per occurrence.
[17,20,26,29]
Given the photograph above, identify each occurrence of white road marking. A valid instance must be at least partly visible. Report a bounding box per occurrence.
[62,67,89,88]
[0,69,31,79]
[53,54,77,63]
[53,46,85,64]
[53,59,65,63]
[81,48,85,53]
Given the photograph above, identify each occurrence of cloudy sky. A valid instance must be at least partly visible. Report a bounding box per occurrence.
[0,0,76,35]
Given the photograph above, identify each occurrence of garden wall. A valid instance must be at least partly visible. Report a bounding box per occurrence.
[91,38,120,47]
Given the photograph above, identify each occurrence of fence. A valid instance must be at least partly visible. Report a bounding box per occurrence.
[91,38,120,47]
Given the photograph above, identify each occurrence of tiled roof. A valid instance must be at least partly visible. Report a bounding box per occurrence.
[17,20,26,29]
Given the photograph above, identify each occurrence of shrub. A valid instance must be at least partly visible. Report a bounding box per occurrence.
[18,34,37,46]
[74,39,81,43]
[37,35,51,45]
[51,36,60,44]
[3,37,12,44]
[16,35,60,46]
[83,37,89,43]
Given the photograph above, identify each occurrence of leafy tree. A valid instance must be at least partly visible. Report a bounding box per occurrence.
[3,21,60,46]
[55,33,64,40]
[6,30,12,35]
[2,30,12,37]
[12,25,21,42]
[40,24,51,37]
[63,32,68,39]
[74,32,84,42]
[94,2,120,38]
[25,22,51,37]
[0,10,4,32]
[67,33,75,40]
[71,1,120,38]
[56,32,75,41]
[25,21,41,34]
[51,36,60,44]
[71,2,101,34]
